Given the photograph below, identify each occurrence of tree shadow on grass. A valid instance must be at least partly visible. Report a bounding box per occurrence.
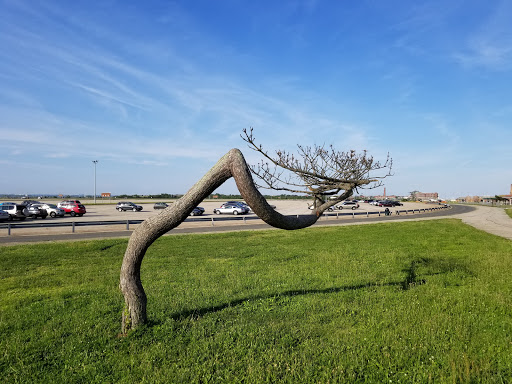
[164,277,423,324]
[149,257,471,325]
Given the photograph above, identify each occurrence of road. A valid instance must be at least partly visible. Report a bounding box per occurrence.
[0,203,486,245]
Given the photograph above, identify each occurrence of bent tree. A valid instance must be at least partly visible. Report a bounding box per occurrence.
[120,129,392,334]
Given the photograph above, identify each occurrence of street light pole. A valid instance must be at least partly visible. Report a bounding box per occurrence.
[92,160,98,204]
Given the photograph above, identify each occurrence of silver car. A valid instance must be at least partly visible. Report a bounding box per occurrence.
[33,203,65,218]
[213,204,249,215]
[24,205,48,219]
[336,201,360,210]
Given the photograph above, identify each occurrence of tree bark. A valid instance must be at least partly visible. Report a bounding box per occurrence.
[120,149,327,334]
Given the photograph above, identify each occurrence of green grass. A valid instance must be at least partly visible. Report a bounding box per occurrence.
[505,208,512,219]
[1,219,512,383]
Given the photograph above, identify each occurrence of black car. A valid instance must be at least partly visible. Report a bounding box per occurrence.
[116,202,143,211]
[21,200,41,206]
[190,207,205,216]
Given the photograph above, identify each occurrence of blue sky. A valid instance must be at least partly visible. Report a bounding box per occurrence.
[1,1,511,199]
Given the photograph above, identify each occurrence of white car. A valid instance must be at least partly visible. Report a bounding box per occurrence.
[213,204,249,215]
[308,204,334,212]
[57,200,82,208]
[0,203,27,220]
[33,203,66,218]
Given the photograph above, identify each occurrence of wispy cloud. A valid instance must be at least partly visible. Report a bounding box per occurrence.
[1,1,510,197]
[453,2,512,70]
[454,42,512,70]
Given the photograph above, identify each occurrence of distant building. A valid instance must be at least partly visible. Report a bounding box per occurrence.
[456,196,480,203]
[373,194,399,201]
[496,184,512,205]
[457,185,512,205]
[414,192,439,201]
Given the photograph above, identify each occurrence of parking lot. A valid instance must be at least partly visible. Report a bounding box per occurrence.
[0,199,448,240]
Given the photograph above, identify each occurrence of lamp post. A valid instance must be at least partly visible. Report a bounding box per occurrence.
[92,160,98,204]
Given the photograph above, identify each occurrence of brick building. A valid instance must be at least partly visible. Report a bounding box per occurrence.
[457,184,512,205]
[415,192,439,201]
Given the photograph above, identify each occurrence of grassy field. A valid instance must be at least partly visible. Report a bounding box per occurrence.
[1,219,511,383]
[505,207,512,219]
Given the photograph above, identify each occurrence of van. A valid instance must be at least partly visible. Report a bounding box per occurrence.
[0,204,27,220]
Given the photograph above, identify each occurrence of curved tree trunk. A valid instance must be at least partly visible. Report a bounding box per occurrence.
[120,149,324,334]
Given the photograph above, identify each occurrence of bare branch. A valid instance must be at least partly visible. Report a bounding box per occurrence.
[241,127,392,205]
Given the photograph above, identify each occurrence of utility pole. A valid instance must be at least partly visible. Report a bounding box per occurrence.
[92,160,98,204]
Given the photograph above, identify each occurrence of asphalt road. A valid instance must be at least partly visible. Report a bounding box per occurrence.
[0,204,473,245]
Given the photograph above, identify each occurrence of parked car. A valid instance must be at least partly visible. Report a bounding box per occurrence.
[213,204,249,215]
[0,210,10,221]
[308,204,334,212]
[61,202,86,216]
[190,206,205,216]
[219,201,249,211]
[221,201,274,211]
[0,203,27,220]
[153,202,169,210]
[378,201,394,207]
[24,205,48,219]
[32,203,65,218]
[57,200,82,208]
[337,201,360,210]
[390,201,403,206]
[116,202,143,212]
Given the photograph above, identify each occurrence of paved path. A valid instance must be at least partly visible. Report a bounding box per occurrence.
[452,205,512,240]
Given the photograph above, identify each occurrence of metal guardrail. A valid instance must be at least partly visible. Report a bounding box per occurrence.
[0,205,451,236]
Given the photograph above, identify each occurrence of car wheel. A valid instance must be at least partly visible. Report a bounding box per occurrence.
[133,207,137,211]
[233,210,239,215]
[50,212,56,218]
[214,210,220,214]
[117,208,122,211]
[352,206,356,210]
[70,211,76,217]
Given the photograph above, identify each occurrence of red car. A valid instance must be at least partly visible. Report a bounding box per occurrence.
[60,202,86,217]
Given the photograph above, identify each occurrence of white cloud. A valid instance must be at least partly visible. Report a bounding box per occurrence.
[453,2,512,70]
